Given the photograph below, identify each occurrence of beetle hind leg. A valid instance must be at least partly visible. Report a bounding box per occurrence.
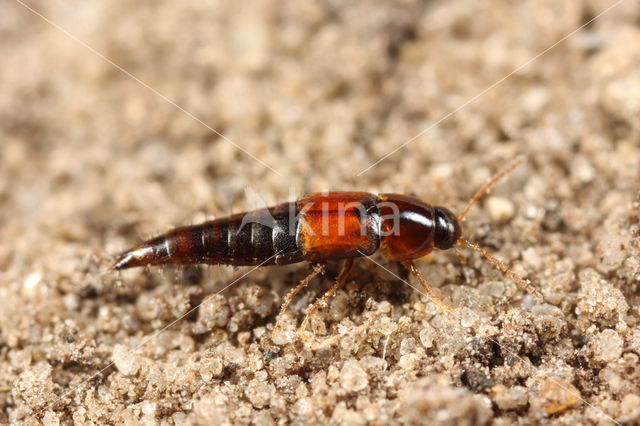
[272,263,325,339]
[298,258,354,342]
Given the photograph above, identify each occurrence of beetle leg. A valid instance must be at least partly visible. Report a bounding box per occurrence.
[298,258,354,342]
[272,263,325,339]
[402,260,453,312]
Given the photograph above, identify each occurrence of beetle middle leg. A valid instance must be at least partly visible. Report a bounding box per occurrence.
[298,258,354,342]
[272,263,326,338]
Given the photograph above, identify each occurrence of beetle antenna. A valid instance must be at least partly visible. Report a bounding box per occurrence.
[457,156,525,222]
[457,238,542,301]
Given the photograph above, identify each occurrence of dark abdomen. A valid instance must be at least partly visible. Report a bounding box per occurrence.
[112,202,303,269]
[174,202,303,266]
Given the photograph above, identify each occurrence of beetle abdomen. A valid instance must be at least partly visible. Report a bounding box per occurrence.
[112,202,303,269]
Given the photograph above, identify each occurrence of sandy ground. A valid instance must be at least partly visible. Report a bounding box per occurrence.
[1,0,640,424]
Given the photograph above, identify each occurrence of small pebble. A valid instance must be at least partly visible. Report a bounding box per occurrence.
[23,271,42,292]
[200,358,223,381]
[12,362,55,410]
[245,379,274,409]
[522,247,542,270]
[197,295,230,330]
[398,354,420,371]
[460,307,479,328]
[400,337,418,355]
[377,316,398,336]
[492,385,529,411]
[419,325,436,349]
[597,233,630,273]
[340,360,368,392]
[537,378,581,415]
[621,394,640,417]
[486,196,515,222]
[570,155,595,183]
[141,401,157,417]
[112,344,140,376]
[596,329,624,363]
[575,269,629,325]
[42,411,60,426]
[359,356,387,375]
[479,281,505,298]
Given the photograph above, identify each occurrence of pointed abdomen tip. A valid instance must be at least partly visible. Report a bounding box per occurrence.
[110,245,157,270]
